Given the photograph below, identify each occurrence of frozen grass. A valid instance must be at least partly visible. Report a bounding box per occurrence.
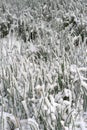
[0,0,87,130]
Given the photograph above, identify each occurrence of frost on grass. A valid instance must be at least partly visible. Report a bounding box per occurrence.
[0,0,87,130]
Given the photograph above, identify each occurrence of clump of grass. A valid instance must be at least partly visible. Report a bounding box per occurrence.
[0,0,87,130]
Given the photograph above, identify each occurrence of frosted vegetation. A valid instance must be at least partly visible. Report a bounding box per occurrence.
[0,0,87,130]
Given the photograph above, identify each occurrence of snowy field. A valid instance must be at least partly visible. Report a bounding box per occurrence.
[0,0,87,130]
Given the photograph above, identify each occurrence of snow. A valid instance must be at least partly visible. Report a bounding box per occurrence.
[0,0,87,130]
